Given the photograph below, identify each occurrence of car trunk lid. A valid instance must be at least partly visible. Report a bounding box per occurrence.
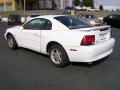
[74,26,111,44]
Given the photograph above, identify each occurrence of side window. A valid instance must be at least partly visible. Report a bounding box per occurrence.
[116,15,120,20]
[23,19,46,30]
[86,15,89,18]
[44,20,52,30]
[118,15,120,20]
[23,18,52,30]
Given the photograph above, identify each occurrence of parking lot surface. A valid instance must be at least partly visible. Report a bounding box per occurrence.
[0,22,120,90]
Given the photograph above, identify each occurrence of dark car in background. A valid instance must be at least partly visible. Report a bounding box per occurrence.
[63,6,74,14]
[0,15,1,22]
[103,14,120,28]
[77,13,102,26]
[8,14,21,25]
[27,13,40,21]
[29,14,40,18]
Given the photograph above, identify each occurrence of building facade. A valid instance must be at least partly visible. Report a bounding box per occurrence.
[0,0,71,12]
[0,0,16,12]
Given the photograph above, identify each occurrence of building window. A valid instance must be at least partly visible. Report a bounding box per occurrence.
[0,3,4,12]
[46,0,52,9]
[6,2,12,11]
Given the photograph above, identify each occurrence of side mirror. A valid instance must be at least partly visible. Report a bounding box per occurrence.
[18,26,23,30]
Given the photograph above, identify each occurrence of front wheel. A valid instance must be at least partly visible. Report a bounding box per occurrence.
[48,44,69,67]
[7,34,18,50]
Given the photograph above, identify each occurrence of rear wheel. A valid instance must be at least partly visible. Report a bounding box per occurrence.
[7,34,18,50]
[48,44,69,67]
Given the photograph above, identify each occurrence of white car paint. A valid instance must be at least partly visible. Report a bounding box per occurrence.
[4,15,115,63]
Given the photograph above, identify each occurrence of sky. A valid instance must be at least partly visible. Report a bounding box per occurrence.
[94,0,120,6]
[68,0,120,9]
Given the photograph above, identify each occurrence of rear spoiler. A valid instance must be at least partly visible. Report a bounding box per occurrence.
[75,25,111,32]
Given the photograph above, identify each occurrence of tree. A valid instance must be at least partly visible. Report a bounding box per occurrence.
[73,0,80,6]
[99,4,104,11]
[83,0,94,7]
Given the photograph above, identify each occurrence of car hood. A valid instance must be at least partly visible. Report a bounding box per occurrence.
[8,25,22,30]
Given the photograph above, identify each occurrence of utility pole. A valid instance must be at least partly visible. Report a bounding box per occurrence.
[94,0,98,8]
[60,0,64,9]
[24,0,26,22]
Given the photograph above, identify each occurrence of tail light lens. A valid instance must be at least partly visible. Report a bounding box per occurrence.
[81,35,95,46]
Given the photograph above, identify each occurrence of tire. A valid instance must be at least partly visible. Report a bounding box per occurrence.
[48,44,69,67]
[7,34,18,50]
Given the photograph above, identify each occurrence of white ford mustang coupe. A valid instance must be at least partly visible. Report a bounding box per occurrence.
[4,15,115,67]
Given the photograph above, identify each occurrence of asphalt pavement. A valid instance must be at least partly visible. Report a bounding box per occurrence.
[0,22,120,90]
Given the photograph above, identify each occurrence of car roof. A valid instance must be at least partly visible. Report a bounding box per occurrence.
[33,15,66,19]
[24,15,70,30]
[9,14,19,16]
[79,13,95,15]
[110,13,120,16]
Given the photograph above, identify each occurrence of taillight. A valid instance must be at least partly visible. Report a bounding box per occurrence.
[81,35,95,46]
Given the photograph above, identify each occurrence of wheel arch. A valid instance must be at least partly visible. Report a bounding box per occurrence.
[46,41,70,67]
[6,32,18,49]
[46,41,65,53]
[6,32,18,47]
[6,33,14,38]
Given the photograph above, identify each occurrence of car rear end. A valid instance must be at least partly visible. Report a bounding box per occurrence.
[53,15,115,63]
[66,26,115,63]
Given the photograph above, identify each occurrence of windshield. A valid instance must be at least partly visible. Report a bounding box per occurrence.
[54,16,92,29]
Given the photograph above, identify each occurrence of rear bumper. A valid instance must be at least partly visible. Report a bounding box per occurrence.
[65,38,115,62]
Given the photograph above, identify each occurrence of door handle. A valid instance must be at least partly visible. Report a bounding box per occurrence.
[33,34,40,37]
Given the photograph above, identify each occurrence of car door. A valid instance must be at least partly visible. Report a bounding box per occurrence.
[39,18,52,53]
[16,18,47,52]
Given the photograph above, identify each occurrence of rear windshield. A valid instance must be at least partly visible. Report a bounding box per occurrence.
[54,16,92,29]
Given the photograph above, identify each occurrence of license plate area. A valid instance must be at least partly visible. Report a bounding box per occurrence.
[99,33,107,41]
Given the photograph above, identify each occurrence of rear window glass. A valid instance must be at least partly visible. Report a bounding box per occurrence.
[54,16,92,29]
